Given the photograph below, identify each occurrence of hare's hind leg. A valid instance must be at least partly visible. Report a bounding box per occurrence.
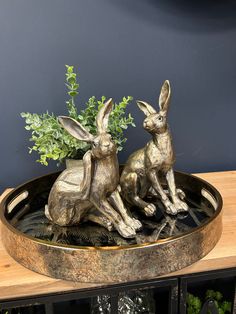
[45,200,76,226]
[84,208,114,231]
[108,188,142,231]
[122,172,156,217]
[46,181,89,226]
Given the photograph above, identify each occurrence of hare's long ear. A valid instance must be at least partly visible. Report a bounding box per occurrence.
[159,80,171,112]
[58,116,94,142]
[96,98,113,134]
[136,101,156,116]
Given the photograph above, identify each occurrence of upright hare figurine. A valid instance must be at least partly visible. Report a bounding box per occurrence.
[45,98,141,238]
[120,80,188,216]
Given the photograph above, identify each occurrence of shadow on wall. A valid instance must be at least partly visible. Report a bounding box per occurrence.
[107,0,236,32]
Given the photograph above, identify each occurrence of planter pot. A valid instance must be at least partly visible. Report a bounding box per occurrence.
[65,158,83,169]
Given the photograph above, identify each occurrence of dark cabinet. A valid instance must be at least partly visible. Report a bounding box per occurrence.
[1,268,236,314]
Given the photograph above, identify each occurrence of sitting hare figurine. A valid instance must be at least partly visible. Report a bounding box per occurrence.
[120,80,188,216]
[45,98,141,238]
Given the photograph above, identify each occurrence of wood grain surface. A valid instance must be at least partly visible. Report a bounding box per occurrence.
[0,171,235,300]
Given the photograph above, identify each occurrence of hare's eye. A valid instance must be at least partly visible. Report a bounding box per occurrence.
[158,116,163,121]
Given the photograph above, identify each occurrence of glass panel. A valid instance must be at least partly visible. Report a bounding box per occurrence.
[0,305,45,314]
[53,299,91,314]
[90,286,170,313]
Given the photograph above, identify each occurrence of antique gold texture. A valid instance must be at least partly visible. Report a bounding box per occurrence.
[120,80,188,216]
[45,99,142,239]
[0,170,223,283]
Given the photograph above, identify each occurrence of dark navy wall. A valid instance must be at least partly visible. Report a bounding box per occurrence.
[0,0,236,192]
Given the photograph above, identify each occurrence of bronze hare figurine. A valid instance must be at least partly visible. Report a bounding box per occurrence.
[45,98,142,238]
[120,80,188,216]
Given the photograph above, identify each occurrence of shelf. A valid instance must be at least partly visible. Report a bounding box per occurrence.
[0,171,236,301]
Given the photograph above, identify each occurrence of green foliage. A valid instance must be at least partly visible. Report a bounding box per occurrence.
[187,290,232,314]
[21,65,135,166]
[187,293,202,314]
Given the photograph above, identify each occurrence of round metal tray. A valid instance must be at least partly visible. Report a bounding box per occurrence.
[0,171,223,283]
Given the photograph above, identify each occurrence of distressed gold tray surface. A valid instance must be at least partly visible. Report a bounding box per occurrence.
[0,171,222,283]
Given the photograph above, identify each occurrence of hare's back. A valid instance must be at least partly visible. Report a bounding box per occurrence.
[52,166,84,194]
[125,148,145,173]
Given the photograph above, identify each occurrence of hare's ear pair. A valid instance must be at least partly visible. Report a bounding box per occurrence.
[137,80,171,116]
[58,98,113,142]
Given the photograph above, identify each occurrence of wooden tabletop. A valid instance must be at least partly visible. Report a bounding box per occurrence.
[0,171,236,301]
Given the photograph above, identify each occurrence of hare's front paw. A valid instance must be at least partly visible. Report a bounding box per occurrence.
[125,216,142,231]
[173,197,188,212]
[176,188,186,200]
[132,218,142,231]
[144,203,156,216]
[163,199,178,215]
[116,221,136,238]
[106,220,114,232]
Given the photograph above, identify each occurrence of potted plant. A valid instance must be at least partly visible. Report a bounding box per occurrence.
[21,65,135,167]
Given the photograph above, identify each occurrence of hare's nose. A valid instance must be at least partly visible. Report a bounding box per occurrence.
[104,141,110,147]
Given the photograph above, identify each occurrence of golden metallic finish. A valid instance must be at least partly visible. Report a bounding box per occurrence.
[120,80,188,216]
[45,98,141,238]
[0,171,223,283]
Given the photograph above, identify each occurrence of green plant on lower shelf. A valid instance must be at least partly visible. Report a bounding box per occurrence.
[21,65,135,166]
[187,290,232,314]
[187,293,202,314]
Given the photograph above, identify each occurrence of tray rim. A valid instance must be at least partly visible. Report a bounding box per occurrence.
[0,170,223,251]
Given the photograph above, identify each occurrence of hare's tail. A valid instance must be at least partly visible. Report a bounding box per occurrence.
[45,204,52,221]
